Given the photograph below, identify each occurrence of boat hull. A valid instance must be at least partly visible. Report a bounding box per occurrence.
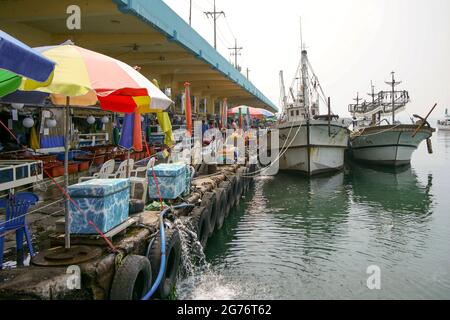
[276,120,349,176]
[350,125,434,166]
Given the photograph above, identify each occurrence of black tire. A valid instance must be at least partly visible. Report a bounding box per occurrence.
[214,188,227,231]
[229,175,238,207]
[129,199,145,215]
[191,206,211,248]
[234,172,244,206]
[110,255,152,300]
[237,167,246,190]
[202,192,217,237]
[148,228,182,299]
[219,181,232,217]
[247,163,257,185]
[243,167,251,192]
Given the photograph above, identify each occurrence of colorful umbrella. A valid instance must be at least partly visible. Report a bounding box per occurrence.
[228,106,274,119]
[3,43,172,112]
[255,107,275,118]
[0,30,55,97]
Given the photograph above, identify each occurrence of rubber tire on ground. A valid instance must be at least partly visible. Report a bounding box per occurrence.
[214,188,227,231]
[202,192,217,237]
[148,228,182,299]
[110,254,152,300]
[191,206,211,249]
[219,181,232,217]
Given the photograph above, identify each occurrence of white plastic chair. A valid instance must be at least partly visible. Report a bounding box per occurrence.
[129,158,155,202]
[78,159,115,183]
[108,159,134,179]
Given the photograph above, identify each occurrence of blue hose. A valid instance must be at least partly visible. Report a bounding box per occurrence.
[142,203,194,300]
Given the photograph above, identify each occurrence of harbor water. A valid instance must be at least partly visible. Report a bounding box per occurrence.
[177,129,450,300]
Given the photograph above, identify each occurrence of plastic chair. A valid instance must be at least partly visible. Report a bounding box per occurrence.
[0,192,39,269]
[78,159,116,183]
[108,159,134,179]
[129,158,156,202]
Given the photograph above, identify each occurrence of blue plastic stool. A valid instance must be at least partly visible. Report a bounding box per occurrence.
[0,192,38,269]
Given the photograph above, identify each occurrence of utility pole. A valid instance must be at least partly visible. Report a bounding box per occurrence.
[189,0,192,26]
[246,67,250,79]
[204,0,225,49]
[229,38,243,70]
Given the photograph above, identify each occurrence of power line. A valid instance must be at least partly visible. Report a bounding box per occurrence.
[204,0,225,49]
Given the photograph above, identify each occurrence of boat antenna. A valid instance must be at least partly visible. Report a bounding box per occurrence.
[368,81,376,104]
[300,16,303,51]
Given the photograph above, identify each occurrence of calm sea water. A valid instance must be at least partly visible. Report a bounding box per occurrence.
[178,129,450,300]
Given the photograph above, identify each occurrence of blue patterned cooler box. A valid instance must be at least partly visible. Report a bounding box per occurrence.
[148,164,187,200]
[68,179,130,234]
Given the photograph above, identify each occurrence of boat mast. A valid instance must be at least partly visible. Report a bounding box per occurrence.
[353,92,362,117]
[385,71,401,124]
[299,17,310,119]
[301,50,309,119]
[279,70,287,116]
[368,81,379,123]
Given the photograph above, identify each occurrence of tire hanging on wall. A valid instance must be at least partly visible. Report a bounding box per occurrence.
[190,206,211,248]
[110,254,152,300]
[234,170,244,206]
[242,167,250,193]
[229,175,238,208]
[148,228,182,299]
[214,187,227,231]
[219,180,232,217]
[202,191,217,237]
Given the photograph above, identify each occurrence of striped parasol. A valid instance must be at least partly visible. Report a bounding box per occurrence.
[2,42,172,112]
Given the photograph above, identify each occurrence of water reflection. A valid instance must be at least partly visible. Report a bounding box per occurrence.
[348,162,434,217]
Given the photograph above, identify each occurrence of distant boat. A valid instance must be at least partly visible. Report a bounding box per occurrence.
[437,109,450,131]
[275,49,350,176]
[348,72,435,167]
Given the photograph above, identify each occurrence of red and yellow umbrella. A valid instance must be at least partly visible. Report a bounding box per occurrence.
[18,43,172,112]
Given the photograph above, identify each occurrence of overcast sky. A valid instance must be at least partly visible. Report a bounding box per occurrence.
[163,0,450,118]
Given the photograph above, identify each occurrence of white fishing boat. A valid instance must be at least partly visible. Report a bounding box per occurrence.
[349,73,435,166]
[437,109,450,131]
[275,49,350,176]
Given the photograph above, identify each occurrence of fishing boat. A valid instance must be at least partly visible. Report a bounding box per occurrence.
[437,109,450,131]
[348,73,435,166]
[275,49,350,176]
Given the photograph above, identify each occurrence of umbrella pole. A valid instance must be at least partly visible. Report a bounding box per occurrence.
[127,148,131,178]
[64,96,71,249]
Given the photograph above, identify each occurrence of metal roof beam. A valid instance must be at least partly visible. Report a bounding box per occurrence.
[52,33,167,48]
[0,0,119,22]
